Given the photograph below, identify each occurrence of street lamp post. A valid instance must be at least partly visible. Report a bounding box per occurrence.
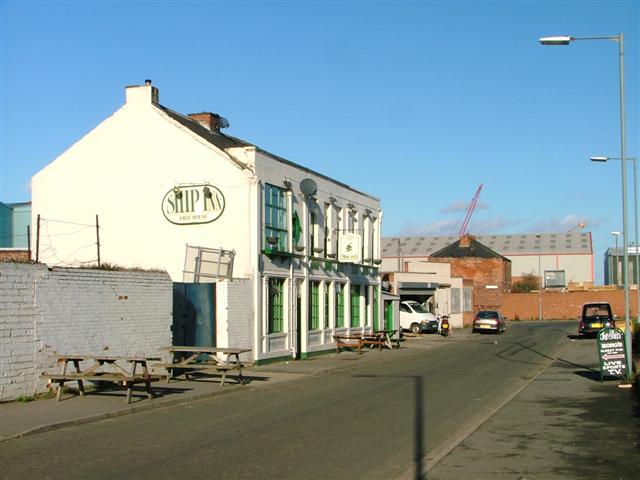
[612,231,622,286]
[536,234,542,321]
[592,157,639,322]
[540,33,632,379]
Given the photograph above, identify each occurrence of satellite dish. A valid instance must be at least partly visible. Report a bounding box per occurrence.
[300,178,318,197]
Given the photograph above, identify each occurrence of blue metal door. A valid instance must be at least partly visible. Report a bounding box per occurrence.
[172,283,216,347]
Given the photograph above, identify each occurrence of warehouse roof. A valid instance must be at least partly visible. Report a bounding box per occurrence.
[382,232,592,257]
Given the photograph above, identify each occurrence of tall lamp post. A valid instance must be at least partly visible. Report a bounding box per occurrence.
[540,33,632,380]
[593,157,639,322]
[536,234,542,321]
[611,231,622,286]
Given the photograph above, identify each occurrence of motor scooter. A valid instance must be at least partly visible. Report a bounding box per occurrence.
[439,315,450,337]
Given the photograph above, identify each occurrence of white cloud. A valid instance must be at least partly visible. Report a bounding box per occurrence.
[529,214,600,233]
[466,216,523,234]
[441,201,490,214]
[399,219,459,236]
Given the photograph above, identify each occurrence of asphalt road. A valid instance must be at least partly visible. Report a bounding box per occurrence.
[1,322,573,480]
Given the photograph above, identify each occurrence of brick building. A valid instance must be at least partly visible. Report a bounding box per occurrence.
[429,234,511,325]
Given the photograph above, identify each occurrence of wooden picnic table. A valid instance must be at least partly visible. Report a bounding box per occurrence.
[159,346,251,386]
[42,354,162,403]
[375,329,401,349]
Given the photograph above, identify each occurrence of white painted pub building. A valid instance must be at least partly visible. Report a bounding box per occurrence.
[31,81,385,363]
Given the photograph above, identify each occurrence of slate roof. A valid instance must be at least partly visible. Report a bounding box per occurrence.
[157,104,379,201]
[430,237,507,260]
[382,232,592,257]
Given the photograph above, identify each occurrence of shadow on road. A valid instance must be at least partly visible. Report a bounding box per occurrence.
[354,374,426,480]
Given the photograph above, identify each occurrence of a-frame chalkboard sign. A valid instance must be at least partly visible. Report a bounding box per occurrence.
[597,327,628,382]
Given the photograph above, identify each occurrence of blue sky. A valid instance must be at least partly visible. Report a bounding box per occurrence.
[1,1,638,283]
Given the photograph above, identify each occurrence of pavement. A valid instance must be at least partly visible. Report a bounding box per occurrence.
[428,334,640,479]
[1,325,639,479]
[0,332,445,441]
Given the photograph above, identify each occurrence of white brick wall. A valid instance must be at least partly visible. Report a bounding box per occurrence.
[0,263,172,401]
[216,279,253,362]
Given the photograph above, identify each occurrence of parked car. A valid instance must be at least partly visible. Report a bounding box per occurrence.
[578,302,615,337]
[472,310,506,334]
[399,301,439,334]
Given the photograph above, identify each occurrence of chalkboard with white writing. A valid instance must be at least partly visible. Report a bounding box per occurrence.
[597,327,627,381]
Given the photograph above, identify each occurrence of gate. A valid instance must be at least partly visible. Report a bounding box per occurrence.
[172,283,216,347]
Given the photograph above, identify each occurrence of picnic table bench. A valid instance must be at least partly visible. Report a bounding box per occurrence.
[42,355,162,403]
[158,346,251,386]
[334,330,400,354]
[333,335,365,354]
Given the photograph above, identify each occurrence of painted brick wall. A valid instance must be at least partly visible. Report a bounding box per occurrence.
[0,263,172,401]
[501,288,639,321]
[215,279,253,362]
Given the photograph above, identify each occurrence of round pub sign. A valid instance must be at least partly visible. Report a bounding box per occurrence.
[162,183,225,225]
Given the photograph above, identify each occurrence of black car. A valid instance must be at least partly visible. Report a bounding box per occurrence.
[578,303,615,336]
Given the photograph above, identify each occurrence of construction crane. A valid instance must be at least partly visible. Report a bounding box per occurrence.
[458,184,483,237]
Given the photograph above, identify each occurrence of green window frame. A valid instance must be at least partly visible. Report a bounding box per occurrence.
[350,285,360,327]
[268,278,285,333]
[309,281,320,331]
[324,283,330,328]
[373,288,379,330]
[264,184,288,251]
[335,283,345,328]
[363,287,370,327]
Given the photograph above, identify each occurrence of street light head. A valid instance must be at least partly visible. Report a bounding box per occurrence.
[539,36,572,45]
[611,231,622,236]
[590,156,609,162]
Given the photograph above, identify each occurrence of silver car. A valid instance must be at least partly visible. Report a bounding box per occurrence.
[472,310,506,334]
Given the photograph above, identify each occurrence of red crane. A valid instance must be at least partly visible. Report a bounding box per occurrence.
[458,184,483,237]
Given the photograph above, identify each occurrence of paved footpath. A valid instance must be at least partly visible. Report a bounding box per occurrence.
[428,335,640,480]
[1,326,638,480]
[0,333,441,441]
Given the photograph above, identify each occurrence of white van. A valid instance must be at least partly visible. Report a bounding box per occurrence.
[399,301,439,334]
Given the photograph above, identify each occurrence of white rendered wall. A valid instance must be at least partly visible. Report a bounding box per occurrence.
[31,85,254,281]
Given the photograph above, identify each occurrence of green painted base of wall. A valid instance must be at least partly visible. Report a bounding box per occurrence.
[255,355,293,366]
[300,348,334,360]
[256,348,335,364]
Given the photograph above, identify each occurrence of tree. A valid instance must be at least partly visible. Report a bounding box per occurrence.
[511,273,540,293]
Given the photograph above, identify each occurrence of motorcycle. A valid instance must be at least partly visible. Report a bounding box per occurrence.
[439,315,450,337]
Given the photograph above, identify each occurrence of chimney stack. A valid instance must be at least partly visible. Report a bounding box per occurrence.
[460,234,476,248]
[188,112,229,133]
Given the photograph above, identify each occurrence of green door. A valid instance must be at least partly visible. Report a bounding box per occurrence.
[384,301,394,330]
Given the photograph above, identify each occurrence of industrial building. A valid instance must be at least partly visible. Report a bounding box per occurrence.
[382,232,594,289]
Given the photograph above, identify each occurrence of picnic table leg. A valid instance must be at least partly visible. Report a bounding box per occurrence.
[234,355,245,385]
[125,381,132,403]
[73,360,85,397]
[55,380,64,401]
[141,362,154,399]
[55,360,69,401]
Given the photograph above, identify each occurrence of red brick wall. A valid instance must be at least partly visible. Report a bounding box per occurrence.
[431,257,511,312]
[502,289,639,320]
[0,250,30,262]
